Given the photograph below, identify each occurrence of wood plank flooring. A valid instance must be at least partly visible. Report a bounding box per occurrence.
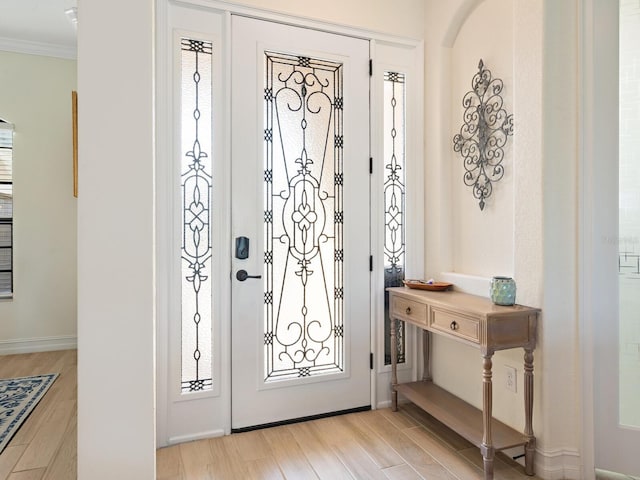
[157,404,541,480]
[0,350,76,480]
[1,350,541,480]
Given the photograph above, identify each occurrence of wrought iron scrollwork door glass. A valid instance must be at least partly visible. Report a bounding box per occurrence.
[180,38,213,393]
[263,51,345,382]
[383,72,406,365]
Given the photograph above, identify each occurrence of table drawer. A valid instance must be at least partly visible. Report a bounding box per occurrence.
[429,308,479,343]
[391,296,427,326]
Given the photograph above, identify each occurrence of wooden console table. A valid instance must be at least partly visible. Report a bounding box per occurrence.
[387,287,539,480]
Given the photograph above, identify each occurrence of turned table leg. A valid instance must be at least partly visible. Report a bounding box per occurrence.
[481,353,495,480]
[422,329,432,382]
[391,316,398,411]
[524,348,535,475]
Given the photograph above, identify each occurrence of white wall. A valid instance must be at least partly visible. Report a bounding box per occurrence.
[425,0,535,421]
[235,0,426,40]
[0,51,77,353]
[78,0,593,478]
[450,0,515,276]
[424,1,583,478]
[77,0,156,478]
[78,0,425,477]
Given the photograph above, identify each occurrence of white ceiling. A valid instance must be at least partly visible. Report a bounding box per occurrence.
[0,0,77,59]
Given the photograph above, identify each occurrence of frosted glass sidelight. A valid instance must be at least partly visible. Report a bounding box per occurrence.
[383,72,406,365]
[180,38,213,393]
[263,52,345,381]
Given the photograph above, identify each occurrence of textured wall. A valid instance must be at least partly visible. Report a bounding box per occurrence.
[235,0,426,39]
[424,1,584,478]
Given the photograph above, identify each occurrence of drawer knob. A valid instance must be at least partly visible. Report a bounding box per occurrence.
[405,307,412,314]
[450,321,458,331]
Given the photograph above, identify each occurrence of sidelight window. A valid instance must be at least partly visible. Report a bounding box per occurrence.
[180,38,214,393]
[383,72,406,365]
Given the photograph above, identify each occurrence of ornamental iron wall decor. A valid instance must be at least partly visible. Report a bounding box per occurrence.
[453,59,513,211]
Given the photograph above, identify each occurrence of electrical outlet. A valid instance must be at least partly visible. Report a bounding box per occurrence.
[505,365,517,393]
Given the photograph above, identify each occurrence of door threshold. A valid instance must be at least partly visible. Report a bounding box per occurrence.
[231,405,371,433]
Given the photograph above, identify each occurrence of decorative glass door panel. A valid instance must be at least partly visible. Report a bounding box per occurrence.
[264,52,344,381]
[231,16,371,430]
[180,38,213,393]
[383,71,406,365]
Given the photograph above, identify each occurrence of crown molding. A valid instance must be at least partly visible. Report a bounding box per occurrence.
[0,36,76,59]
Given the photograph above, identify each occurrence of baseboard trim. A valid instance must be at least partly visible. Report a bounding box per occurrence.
[534,448,582,479]
[0,335,78,355]
[168,429,225,445]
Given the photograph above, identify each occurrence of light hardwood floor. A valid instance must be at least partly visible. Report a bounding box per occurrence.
[157,403,540,480]
[1,351,540,480]
[0,349,76,480]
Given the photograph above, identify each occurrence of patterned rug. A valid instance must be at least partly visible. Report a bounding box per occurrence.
[0,373,58,454]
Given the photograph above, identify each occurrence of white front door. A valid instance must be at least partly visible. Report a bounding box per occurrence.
[230,16,371,430]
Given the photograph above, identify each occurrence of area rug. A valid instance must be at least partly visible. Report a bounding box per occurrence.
[0,373,58,454]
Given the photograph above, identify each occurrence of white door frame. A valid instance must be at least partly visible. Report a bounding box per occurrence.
[578,0,597,475]
[579,0,637,477]
[155,2,230,446]
[579,0,608,475]
[155,0,424,447]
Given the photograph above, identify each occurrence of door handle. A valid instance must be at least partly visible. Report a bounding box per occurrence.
[236,269,262,281]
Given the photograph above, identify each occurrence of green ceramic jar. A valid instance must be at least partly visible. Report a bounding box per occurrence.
[490,276,516,306]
